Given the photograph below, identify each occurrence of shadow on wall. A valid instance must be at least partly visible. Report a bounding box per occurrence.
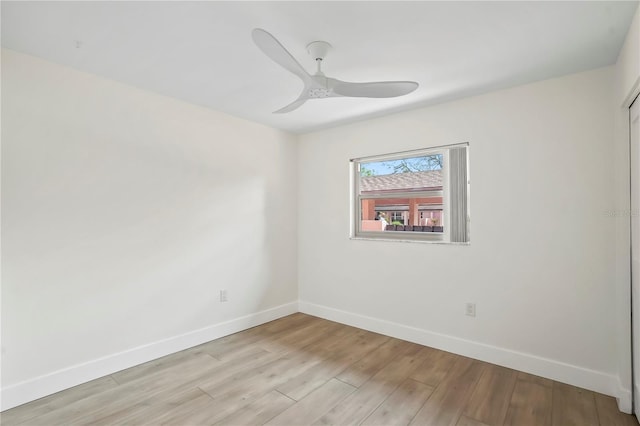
[1,134,275,386]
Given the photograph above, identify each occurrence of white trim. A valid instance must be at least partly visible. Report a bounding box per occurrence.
[362,190,444,200]
[299,301,621,401]
[349,236,469,246]
[0,301,298,411]
[617,377,633,414]
[622,75,640,108]
[354,231,444,243]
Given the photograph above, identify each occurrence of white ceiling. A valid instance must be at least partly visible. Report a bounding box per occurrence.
[2,1,638,133]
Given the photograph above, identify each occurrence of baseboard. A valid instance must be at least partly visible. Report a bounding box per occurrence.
[299,301,621,400]
[616,378,633,414]
[0,301,298,412]
[2,300,628,413]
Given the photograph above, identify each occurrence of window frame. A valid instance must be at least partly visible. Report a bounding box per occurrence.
[350,143,469,244]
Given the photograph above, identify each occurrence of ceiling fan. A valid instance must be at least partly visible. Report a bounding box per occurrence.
[252,28,419,113]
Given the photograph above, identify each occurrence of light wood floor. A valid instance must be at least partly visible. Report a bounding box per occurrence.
[1,313,637,426]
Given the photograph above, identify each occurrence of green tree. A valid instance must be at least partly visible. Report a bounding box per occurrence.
[360,165,377,177]
[383,154,442,174]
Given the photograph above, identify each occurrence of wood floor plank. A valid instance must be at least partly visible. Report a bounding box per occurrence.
[552,382,598,426]
[0,376,119,426]
[336,338,415,387]
[89,387,207,426]
[24,353,221,425]
[141,381,290,426]
[237,312,318,339]
[361,378,434,426]
[517,371,554,388]
[209,317,336,361]
[314,345,427,426]
[69,355,222,425]
[261,313,321,334]
[111,348,210,385]
[213,390,296,426]
[277,330,389,400]
[594,392,639,426]
[195,313,320,360]
[197,320,355,402]
[145,391,220,426]
[257,318,343,355]
[150,390,217,426]
[197,343,336,423]
[266,379,356,426]
[503,379,552,426]
[215,390,295,426]
[409,357,486,426]
[410,347,458,387]
[202,352,323,400]
[456,415,491,426]
[463,364,517,425]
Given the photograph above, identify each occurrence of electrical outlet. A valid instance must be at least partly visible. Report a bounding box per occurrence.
[219,289,228,302]
[465,302,476,317]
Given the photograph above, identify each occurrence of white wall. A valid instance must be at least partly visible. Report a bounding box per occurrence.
[298,67,618,397]
[615,5,640,107]
[613,4,640,413]
[1,49,298,409]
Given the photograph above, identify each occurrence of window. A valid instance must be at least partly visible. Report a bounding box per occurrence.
[390,211,406,224]
[351,143,469,243]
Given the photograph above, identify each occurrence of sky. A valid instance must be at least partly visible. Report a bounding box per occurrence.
[361,161,393,175]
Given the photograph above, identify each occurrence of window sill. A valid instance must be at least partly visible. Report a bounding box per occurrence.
[350,235,470,245]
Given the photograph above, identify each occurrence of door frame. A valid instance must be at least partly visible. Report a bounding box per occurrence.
[615,76,640,415]
[630,92,640,419]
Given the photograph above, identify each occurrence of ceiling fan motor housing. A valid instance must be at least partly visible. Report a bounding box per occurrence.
[306,40,332,61]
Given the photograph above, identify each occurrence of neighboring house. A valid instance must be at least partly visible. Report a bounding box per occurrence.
[360,170,443,228]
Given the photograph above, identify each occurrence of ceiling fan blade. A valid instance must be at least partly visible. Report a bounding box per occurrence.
[331,80,418,98]
[252,28,311,82]
[274,96,308,114]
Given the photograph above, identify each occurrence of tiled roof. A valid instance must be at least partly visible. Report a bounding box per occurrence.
[361,170,442,193]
